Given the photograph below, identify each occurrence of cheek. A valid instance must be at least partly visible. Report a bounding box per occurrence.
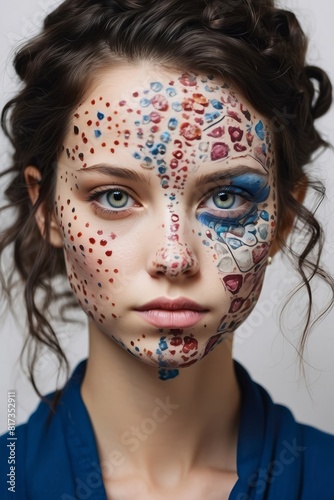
[54,192,124,320]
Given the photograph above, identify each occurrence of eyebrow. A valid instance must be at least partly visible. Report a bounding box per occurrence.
[77,163,268,185]
[77,164,151,184]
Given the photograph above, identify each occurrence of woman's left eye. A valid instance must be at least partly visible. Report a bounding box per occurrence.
[205,190,246,211]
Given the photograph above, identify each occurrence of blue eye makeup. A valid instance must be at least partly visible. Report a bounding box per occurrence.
[230,173,270,203]
[197,173,270,234]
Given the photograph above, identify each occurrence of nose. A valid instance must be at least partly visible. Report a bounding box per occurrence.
[147,216,200,279]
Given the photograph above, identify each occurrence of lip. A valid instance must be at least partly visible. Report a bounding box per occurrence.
[135,297,208,328]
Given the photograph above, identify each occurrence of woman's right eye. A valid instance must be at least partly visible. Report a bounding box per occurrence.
[88,187,138,215]
[100,189,134,210]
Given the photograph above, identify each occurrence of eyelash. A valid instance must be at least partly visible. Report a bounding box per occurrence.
[88,185,253,218]
[88,186,139,217]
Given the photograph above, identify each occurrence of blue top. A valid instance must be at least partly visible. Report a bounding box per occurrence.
[1,359,334,499]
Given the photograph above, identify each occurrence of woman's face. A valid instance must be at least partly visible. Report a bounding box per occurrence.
[56,63,277,372]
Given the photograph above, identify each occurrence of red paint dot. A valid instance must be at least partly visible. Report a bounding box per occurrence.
[89,238,96,244]
[89,248,93,253]
[97,230,103,235]
[90,148,95,154]
[85,223,90,227]
[97,259,102,265]
[77,232,82,237]
[105,251,112,257]
[114,140,119,146]
[87,120,92,126]
[114,269,119,274]
[109,278,114,283]
[100,240,107,246]
[91,100,95,105]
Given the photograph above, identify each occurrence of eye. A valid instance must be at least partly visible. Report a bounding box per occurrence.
[205,189,246,211]
[88,186,138,216]
[102,189,133,210]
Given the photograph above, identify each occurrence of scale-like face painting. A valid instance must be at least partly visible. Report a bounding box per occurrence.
[56,64,277,379]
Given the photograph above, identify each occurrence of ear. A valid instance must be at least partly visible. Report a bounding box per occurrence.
[269,176,308,258]
[24,166,63,248]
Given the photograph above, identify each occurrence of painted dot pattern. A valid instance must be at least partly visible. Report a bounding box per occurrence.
[56,68,277,377]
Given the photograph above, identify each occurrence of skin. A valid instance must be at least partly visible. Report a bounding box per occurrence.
[55,63,277,374]
[27,62,278,498]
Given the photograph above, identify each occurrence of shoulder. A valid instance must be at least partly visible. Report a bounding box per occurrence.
[0,390,66,499]
[234,360,334,499]
[0,360,88,499]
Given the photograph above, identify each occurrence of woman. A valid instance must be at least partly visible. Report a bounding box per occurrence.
[1,0,334,498]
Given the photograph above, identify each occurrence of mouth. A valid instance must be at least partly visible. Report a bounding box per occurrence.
[135,297,208,328]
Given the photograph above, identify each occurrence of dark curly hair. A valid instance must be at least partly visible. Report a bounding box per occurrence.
[1,0,333,409]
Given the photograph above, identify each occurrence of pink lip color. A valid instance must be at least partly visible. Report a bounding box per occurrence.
[135,297,208,328]
[136,310,206,328]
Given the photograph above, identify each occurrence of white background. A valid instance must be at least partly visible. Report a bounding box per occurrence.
[0,0,333,435]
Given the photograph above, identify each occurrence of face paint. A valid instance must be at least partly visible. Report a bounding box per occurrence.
[56,64,277,376]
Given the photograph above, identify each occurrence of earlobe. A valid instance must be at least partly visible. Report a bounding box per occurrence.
[24,166,63,248]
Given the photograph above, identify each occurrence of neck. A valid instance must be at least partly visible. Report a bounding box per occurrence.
[81,323,241,488]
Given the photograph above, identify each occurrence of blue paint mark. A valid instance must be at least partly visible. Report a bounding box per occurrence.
[166,87,177,97]
[172,102,182,112]
[168,118,178,130]
[210,99,223,110]
[258,224,269,240]
[97,112,105,120]
[135,347,140,352]
[94,130,102,138]
[205,111,220,123]
[227,238,243,249]
[230,174,270,203]
[255,120,265,140]
[152,144,166,156]
[142,157,153,168]
[159,369,180,381]
[140,98,151,107]
[260,210,269,221]
[160,131,171,143]
[151,82,163,92]
[133,152,141,160]
[205,84,216,93]
[159,337,168,351]
[142,115,150,124]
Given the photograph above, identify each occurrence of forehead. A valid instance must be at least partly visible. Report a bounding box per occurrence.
[63,64,273,176]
